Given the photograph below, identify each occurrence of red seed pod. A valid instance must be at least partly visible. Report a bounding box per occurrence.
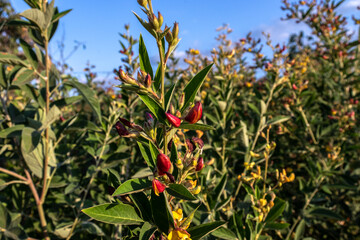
[152,179,166,196]
[119,117,132,128]
[115,121,129,136]
[157,153,171,175]
[184,102,203,124]
[165,172,175,183]
[196,157,204,171]
[166,112,181,127]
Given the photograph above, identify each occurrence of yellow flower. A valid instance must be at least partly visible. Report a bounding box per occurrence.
[172,209,183,223]
[168,229,191,240]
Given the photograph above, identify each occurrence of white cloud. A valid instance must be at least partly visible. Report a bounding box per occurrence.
[173,50,186,59]
[254,20,309,44]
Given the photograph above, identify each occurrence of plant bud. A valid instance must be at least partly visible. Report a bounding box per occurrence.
[152,179,166,196]
[144,74,152,88]
[179,93,185,109]
[191,137,204,149]
[165,172,175,183]
[166,113,181,127]
[119,117,132,128]
[115,121,129,136]
[186,139,195,152]
[149,13,160,30]
[172,22,179,41]
[185,102,202,124]
[165,28,173,43]
[158,12,163,28]
[157,153,171,175]
[137,0,148,8]
[195,157,204,171]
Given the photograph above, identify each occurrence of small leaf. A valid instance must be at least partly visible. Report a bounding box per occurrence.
[0,125,25,138]
[11,68,35,86]
[130,192,153,222]
[267,116,291,126]
[178,123,215,131]
[213,174,227,203]
[211,227,238,240]
[307,207,343,220]
[139,222,157,240]
[19,39,38,69]
[139,34,153,80]
[0,52,28,67]
[166,184,197,200]
[82,203,143,225]
[264,198,286,223]
[181,63,213,113]
[165,82,177,112]
[154,63,161,91]
[20,8,46,30]
[138,94,167,125]
[187,221,225,240]
[65,80,102,123]
[21,127,40,153]
[112,178,152,196]
[137,142,156,170]
[52,9,72,23]
[264,222,290,230]
[151,191,174,233]
[294,219,306,240]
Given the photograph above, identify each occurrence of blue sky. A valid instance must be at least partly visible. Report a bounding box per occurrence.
[10,0,360,81]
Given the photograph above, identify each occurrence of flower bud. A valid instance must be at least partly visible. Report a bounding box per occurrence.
[185,102,202,124]
[172,22,179,41]
[179,93,185,109]
[195,157,204,171]
[191,137,204,149]
[137,0,148,7]
[119,117,132,128]
[152,179,166,196]
[158,12,163,28]
[166,113,181,127]
[186,139,195,152]
[144,74,152,88]
[115,121,129,136]
[165,28,173,44]
[149,13,160,30]
[157,153,171,175]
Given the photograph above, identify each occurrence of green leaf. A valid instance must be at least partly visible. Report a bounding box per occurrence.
[19,39,38,69]
[51,96,83,108]
[137,142,156,170]
[213,174,227,202]
[139,222,157,240]
[178,123,215,131]
[264,222,290,230]
[65,80,102,123]
[139,34,153,80]
[39,105,61,131]
[307,207,343,220]
[20,8,46,30]
[187,221,225,240]
[151,191,174,233]
[138,94,167,125]
[80,221,105,236]
[0,64,6,88]
[82,203,143,225]
[154,63,161,91]
[52,9,72,23]
[130,192,153,222]
[181,63,213,113]
[294,219,306,240]
[264,198,286,223]
[211,227,238,240]
[0,52,28,67]
[21,127,40,153]
[267,116,291,126]
[248,103,260,115]
[112,178,152,196]
[164,82,177,112]
[0,125,25,138]
[11,68,35,86]
[166,184,197,200]
[148,140,160,164]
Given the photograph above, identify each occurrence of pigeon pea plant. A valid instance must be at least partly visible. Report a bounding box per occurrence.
[81,0,224,239]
